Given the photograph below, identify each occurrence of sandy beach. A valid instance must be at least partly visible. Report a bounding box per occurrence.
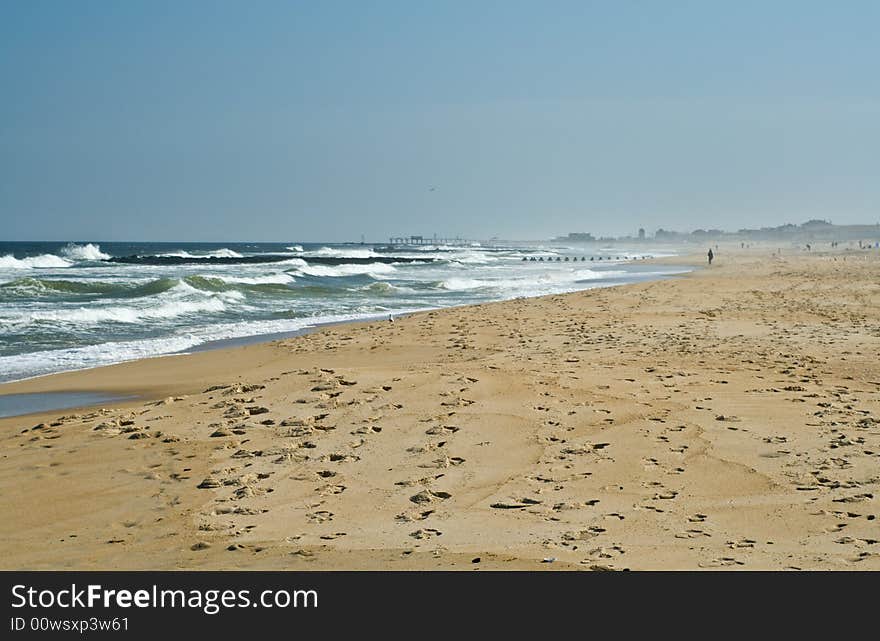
[2,247,879,570]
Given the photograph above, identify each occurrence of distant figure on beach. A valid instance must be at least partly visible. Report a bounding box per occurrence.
[707,248,714,265]
[388,314,394,323]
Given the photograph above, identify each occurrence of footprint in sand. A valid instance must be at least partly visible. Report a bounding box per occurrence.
[418,456,465,469]
[407,441,447,454]
[323,452,360,463]
[395,510,435,523]
[395,474,444,487]
[562,527,606,541]
[318,484,346,495]
[425,425,460,435]
[306,510,333,523]
[409,490,452,504]
[351,425,383,435]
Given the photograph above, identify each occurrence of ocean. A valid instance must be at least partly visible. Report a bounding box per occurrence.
[0,241,689,383]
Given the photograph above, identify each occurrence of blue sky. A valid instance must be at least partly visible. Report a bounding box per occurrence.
[2,1,878,241]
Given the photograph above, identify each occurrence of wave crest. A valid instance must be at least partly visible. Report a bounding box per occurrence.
[0,254,72,270]
[60,243,111,261]
[157,248,244,259]
[294,262,397,278]
[307,247,380,259]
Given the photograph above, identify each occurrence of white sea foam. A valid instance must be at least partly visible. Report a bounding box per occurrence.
[294,262,397,278]
[438,277,492,291]
[447,250,499,264]
[0,254,72,269]
[438,268,626,292]
[12,297,227,326]
[276,258,309,267]
[306,247,381,259]
[356,281,412,294]
[206,273,295,285]
[3,281,240,328]
[0,308,432,383]
[60,243,111,261]
[158,248,244,259]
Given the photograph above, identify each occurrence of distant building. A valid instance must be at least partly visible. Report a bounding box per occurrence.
[553,232,596,242]
[638,228,645,240]
[654,228,684,241]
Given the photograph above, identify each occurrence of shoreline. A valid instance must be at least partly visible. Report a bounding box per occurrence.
[4,247,878,570]
[0,260,696,415]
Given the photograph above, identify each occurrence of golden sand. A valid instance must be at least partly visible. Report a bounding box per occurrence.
[2,248,879,570]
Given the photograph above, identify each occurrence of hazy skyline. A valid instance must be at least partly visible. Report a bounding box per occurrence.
[2,1,879,242]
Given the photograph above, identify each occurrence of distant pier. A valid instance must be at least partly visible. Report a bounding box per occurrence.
[386,235,475,247]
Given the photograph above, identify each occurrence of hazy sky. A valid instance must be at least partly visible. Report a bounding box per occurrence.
[2,1,878,242]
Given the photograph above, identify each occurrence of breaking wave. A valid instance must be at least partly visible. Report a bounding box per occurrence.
[293,262,397,278]
[0,254,72,270]
[59,243,111,261]
[157,248,244,259]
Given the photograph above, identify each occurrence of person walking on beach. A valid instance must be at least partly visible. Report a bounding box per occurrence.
[707,248,714,265]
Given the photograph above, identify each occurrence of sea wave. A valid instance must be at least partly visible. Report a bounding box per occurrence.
[448,250,499,264]
[306,247,381,259]
[438,268,628,292]
[0,308,432,383]
[199,273,295,286]
[181,275,297,295]
[0,277,201,300]
[1,281,242,328]
[158,248,244,259]
[10,297,228,326]
[356,281,406,295]
[59,243,111,261]
[437,277,495,291]
[105,254,426,266]
[0,254,72,270]
[293,262,397,278]
[1,277,123,296]
[0,274,304,302]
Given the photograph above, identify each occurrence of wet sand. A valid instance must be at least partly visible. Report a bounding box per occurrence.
[0,391,134,419]
[2,247,879,570]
